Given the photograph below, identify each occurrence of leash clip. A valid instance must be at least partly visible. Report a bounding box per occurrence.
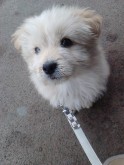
[62,107,80,129]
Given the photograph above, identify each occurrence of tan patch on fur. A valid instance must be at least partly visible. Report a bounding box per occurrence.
[11,26,27,50]
[76,9,102,37]
[11,28,22,50]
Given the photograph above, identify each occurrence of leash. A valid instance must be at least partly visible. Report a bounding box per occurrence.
[61,106,103,165]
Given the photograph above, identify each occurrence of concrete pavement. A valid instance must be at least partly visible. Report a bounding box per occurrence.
[0,0,124,164]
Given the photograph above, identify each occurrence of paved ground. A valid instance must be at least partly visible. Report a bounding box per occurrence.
[0,0,124,165]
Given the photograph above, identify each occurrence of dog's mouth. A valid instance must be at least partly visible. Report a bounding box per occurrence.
[45,72,70,82]
[48,74,62,80]
[49,75,58,80]
[46,69,63,80]
[40,67,72,81]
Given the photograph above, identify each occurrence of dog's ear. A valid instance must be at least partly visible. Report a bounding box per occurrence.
[12,17,37,51]
[12,17,32,50]
[78,9,102,38]
[11,26,24,50]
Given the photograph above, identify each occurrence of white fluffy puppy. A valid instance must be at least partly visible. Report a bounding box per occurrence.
[12,6,110,111]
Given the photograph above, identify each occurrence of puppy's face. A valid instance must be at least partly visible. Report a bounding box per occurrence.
[12,6,102,84]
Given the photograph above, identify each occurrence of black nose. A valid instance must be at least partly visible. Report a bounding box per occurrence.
[43,62,57,75]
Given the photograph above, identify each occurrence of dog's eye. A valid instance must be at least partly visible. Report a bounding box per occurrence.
[34,47,40,54]
[60,38,73,48]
